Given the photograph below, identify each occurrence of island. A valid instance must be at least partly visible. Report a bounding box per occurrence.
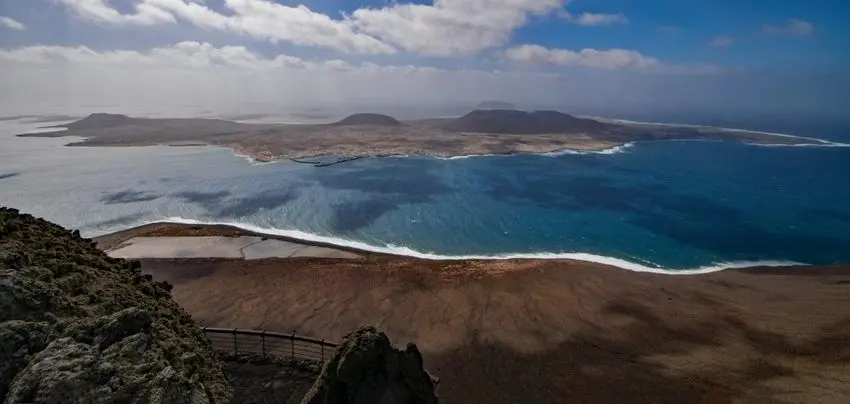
[17,110,826,162]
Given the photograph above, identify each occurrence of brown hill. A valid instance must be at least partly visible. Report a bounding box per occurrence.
[446,109,614,134]
[332,113,402,126]
[57,113,137,130]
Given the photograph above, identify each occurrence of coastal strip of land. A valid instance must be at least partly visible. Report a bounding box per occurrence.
[106,235,361,260]
[95,223,850,404]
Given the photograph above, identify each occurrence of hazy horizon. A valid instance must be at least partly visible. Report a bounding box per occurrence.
[1,1,848,121]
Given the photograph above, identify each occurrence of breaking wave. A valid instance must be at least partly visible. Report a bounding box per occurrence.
[133,216,804,275]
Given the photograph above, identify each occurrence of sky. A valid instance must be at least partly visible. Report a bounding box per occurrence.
[0,0,848,118]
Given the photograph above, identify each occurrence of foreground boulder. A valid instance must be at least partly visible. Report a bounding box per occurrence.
[301,326,438,404]
[0,207,232,403]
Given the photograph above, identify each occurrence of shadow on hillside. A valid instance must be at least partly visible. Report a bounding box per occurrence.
[424,298,850,404]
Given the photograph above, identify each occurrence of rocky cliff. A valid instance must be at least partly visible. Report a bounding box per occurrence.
[0,207,232,403]
[301,326,439,404]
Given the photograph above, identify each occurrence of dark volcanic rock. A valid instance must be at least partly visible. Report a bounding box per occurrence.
[59,113,136,130]
[447,109,612,134]
[0,207,232,404]
[332,113,402,127]
[301,326,438,404]
[476,101,517,110]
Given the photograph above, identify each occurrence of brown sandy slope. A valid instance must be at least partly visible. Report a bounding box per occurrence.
[139,256,850,404]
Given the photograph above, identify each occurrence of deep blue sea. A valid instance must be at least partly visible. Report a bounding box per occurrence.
[2,114,849,273]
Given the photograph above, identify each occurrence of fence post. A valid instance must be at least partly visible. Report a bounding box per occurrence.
[233,328,238,355]
[291,331,296,359]
[320,339,324,363]
[261,330,266,356]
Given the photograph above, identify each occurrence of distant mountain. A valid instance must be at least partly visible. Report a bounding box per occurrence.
[59,113,135,130]
[446,110,613,134]
[476,101,517,110]
[332,113,402,126]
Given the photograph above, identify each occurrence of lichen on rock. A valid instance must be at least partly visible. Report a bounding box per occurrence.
[301,325,439,404]
[0,207,232,403]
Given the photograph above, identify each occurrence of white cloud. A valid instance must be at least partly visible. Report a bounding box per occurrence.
[2,44,827,122]
[272,54,308,69]
[762,18,814,37]
[55,0,395,54]
[52,0,572,55]
[0,16,27,30]
[505,44,658,70]
[211,0,394,54]
[323,59,353,71]
[0,44,132,65]
[0,42,580,117]
[349,0,565,55]
[0,41,713,77]
[561,11,628,26]
[0,42,339,72]
[710,35,733,48]
[55,0,176,25]
[148,41,269,69]
[0,41,489,74]
[504,44,731,75]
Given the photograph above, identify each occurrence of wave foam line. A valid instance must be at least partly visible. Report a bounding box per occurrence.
[434,153,502,160]
[141,216,803,275]
[22,127,70,134]
[584,115,849,147]
[749,141,850,148]
[543,142,635,156]
[231,151,281,166]
[719,128,850,147]
[432,143,635,160]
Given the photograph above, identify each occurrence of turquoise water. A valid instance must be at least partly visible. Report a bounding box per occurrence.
[2,117,849,272]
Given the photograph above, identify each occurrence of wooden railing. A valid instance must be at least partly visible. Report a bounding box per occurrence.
[201,327,338,364]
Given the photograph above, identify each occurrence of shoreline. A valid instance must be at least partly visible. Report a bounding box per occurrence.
[27,129,846,166]
[59,138,624,163]
[93,221,831,275]
[210,139,627,164]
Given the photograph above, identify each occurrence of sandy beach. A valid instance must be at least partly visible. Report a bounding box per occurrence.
[94,223,850,404]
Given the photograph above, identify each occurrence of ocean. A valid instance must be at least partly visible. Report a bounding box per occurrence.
[2,113,849,273]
